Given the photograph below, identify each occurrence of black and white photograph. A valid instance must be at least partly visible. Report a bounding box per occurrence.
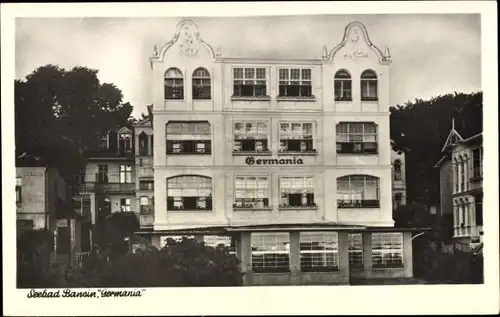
[2,2,498,316]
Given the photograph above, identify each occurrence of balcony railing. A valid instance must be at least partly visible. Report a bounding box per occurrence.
[337,200,380,208]
[87,148,134,158]
[79,182,135,193]
[139,214,154,227]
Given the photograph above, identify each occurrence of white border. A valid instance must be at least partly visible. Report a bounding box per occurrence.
[2,2,498,315]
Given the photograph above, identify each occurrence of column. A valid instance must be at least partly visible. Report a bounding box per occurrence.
[239,232,252,285]
[362,232,373,278]
[403,232,413,278]
[338,231,350,284]
[289,231,301,285]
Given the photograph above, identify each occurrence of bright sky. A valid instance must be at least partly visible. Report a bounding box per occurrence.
[15,14,481,118]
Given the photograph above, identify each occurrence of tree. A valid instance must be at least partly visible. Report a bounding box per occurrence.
[390,91,482,206]
[15,65,134,188]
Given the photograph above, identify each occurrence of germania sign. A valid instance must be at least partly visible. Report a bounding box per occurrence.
[245,156,304,165]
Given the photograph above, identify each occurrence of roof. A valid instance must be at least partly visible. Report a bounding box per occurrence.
[434,155,449,169]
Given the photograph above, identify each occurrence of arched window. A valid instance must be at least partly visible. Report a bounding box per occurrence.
[337,175,380,208]
[138,132,149,155]
[166,121,211,155]
[164,68,184,100]
[394,159,402,181]
[334,70,352,101]
[360,70,378,101]
[192,67,211,100]
[167,175,212,211]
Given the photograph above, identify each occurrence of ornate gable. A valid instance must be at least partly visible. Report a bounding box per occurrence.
[441,119,464,153]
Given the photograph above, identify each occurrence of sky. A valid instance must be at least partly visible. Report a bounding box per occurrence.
[15,14,481,118]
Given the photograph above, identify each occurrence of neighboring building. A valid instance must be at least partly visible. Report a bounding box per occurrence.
[16,163,89,267]
[435,121,483,246]
[136,19,420,285]
[391,147,407,211]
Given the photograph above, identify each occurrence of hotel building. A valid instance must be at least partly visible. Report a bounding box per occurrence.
[435,121,483,247]
[132,19,419,285]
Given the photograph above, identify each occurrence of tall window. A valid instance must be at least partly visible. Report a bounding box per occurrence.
[300,232,339,272]
[234,176,270,209]
[459,157,465,192]
[278,68,312,97]
[472,147,483,179]
[372,233,403,268]
[192,67,211,100]
[119,165,132,183]
[138,132,149,155]
[348,233,364,268]
[97,165,108,183]
[337,175,380,208]
[251,233,290,273]
[454,161,459,193]
[166,121,211,155]
[16,177,22,205]
[139,180,154,190]
[118,133,132,153]
[279,176,315,208]
[164,68,184,100]
[334,70,352,101]
[233,67,267,97]
[336,122,378,154]
[167,175,212,211]
[279,122,315,153]
[393,159,402,180]
[233,121,269,153]
[120,198,131,212]
[140,196,154,214]
[360,70,378,101]
[475,195,483,226]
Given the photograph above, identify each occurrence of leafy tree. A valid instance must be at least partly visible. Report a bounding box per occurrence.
[390,91,482,206]
[15,65,134,189]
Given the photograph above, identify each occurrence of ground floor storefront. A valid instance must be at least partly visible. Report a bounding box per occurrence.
[139,225,421,286]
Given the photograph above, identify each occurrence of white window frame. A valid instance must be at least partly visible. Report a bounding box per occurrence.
[232,67,268,98]
[251,233,290,272]
[299,232,339,271]
[119,164,132,184]
[166,121,212,155]
[279,176,315,208]
[233,121,270,153]
[234,175,270,209]
[360,69,378,101]
[336,122,378,154]
[278,68,313,98]
[371,233,404,268]
[337,175,380,208]
[120,198,131,212]
[167,175,212,211]
[192,67,211,100]
[334,70,352,101]
[278,121,316,153]
[164,67,184,100]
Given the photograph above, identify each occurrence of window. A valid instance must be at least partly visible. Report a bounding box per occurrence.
[234,176,270,209]
[475,195,483,226]
[394,193,403,209]
[119,165,132,183]
[251,233,290,273]
[454,161,459,193]
[167,175,212,211]
[139,180,154,190]
[164,68,184,100]
[278,68,312,97]
[120,198,131,212]
[348,233,363,268]
[334,70,352,101]
[233,67,267,97]
[203,236,236,255]
[75,167,85,185]
[233,121,269,153]
[393,159,402,180]
[300,232,339,272]
[138,132,149,155]
[372,233,403,268]
[337,175,380,208]
[360,70,378,101]
[140,196,154,214]
[192,67,211,100]
[118,133,132,153]
[97,165,108,183]
[16,177,22,205]
[336,122,378,154]
[459,157,465,192]
[98,135,108,150]
[279,176,315,208]
[279,122,315,153]
[166,121,211,155]
[472,147,483,179]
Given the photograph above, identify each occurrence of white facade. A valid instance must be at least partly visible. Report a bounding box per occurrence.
[150,20,395,231]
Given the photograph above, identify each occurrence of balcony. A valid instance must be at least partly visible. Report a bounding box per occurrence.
[138,166,154,178]
[79,182,135,194]
[139,214,154,228]
[86,148,134,159]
